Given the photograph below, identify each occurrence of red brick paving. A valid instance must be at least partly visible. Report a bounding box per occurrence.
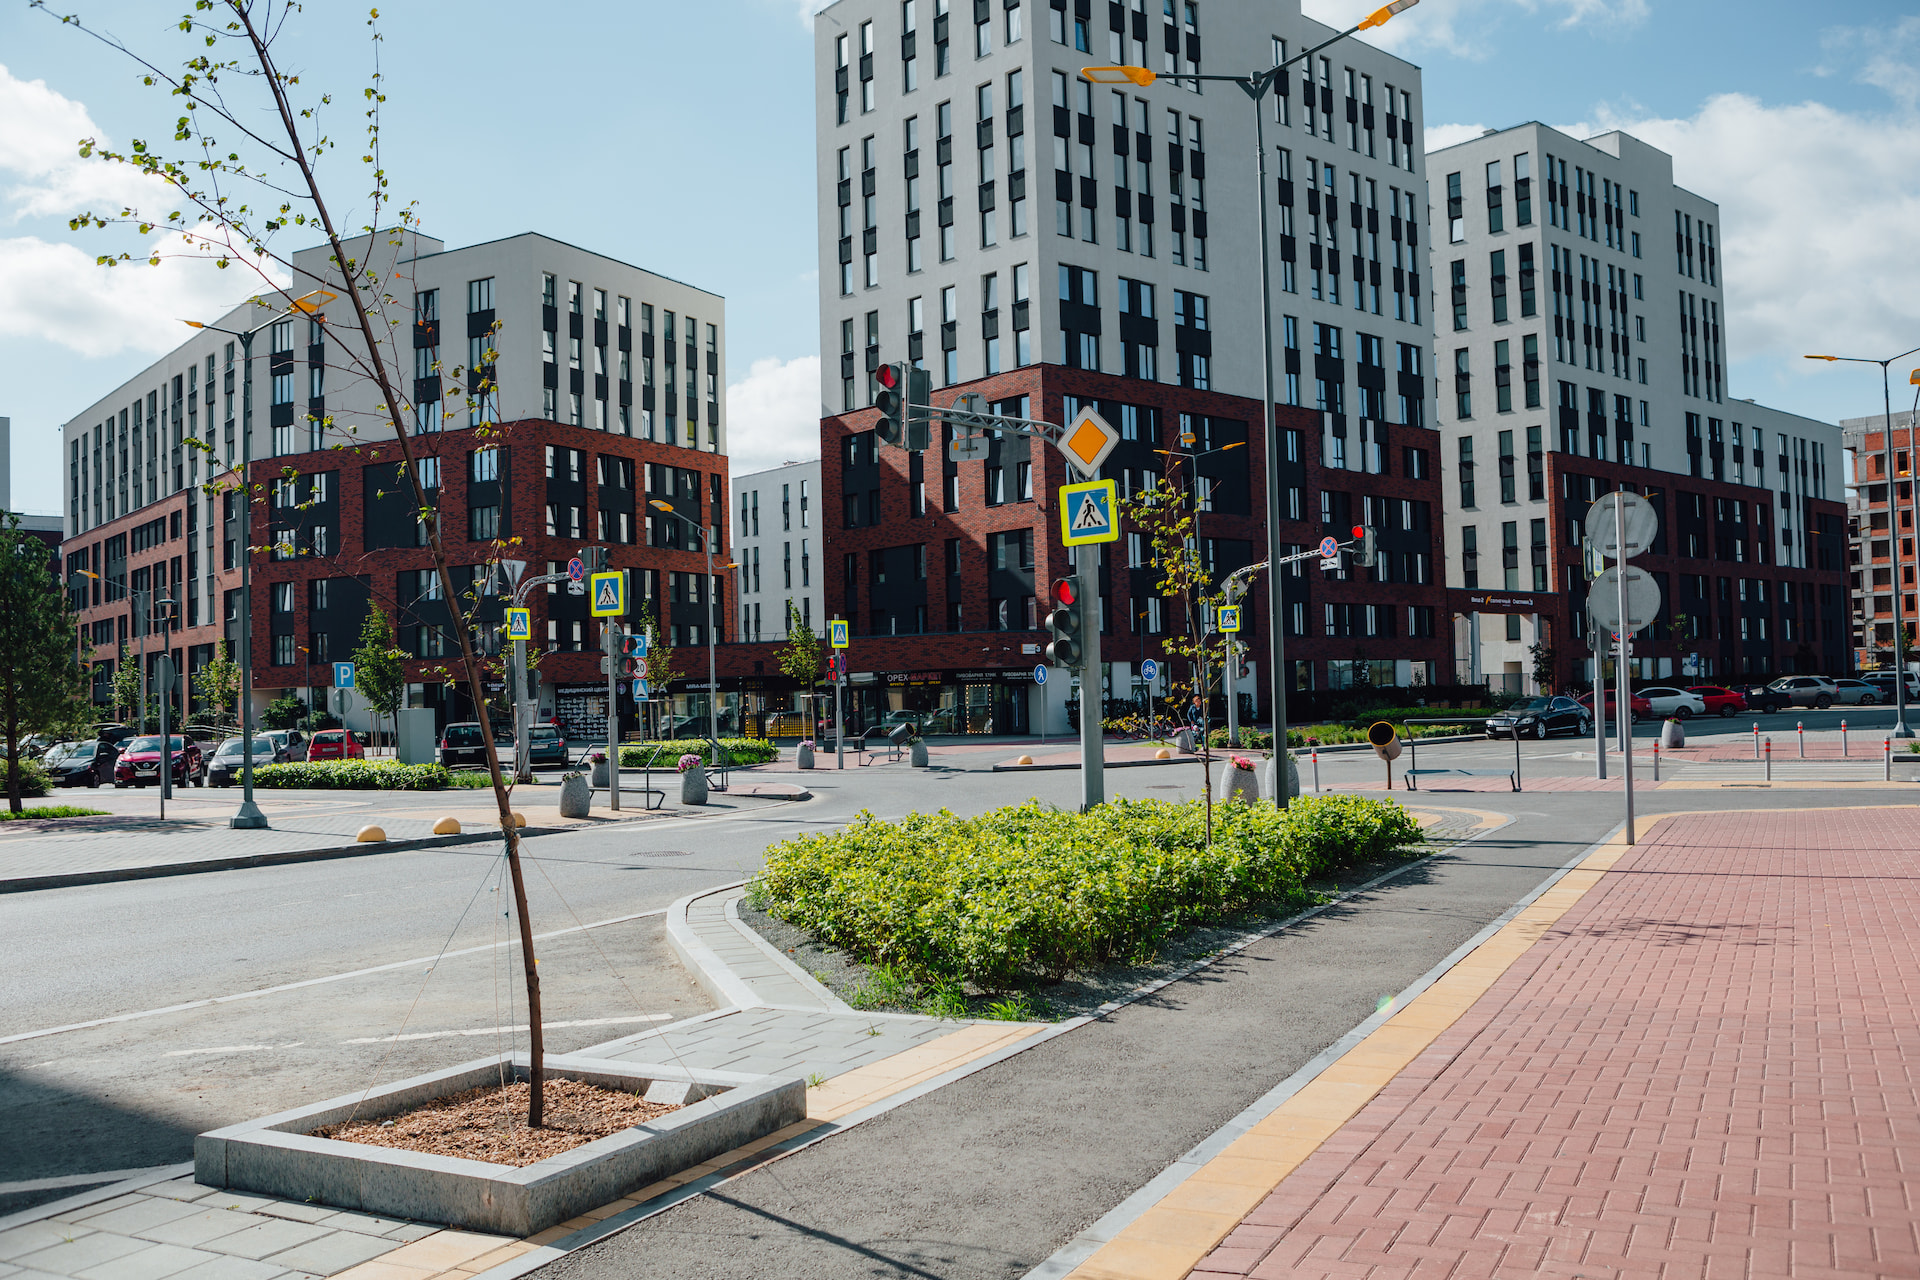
[1191,807,1920,1279]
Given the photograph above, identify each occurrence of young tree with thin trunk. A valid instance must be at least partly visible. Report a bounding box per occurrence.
[42,0,556,1122]
[0,521,90,813]
[777,601,822,732]
[194,640,242,723]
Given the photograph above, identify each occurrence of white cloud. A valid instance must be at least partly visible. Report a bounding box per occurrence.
[791,0,834,28]
[1425,122,1492,153]
[1303,0,1648,60]
[0,63,164,220]
[0,233,283,358]
[726,355,823,476]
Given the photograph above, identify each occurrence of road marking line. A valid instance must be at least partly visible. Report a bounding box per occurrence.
[0,907,667,1048]
[164,1043,296,1057]
[344,1015,671,1044]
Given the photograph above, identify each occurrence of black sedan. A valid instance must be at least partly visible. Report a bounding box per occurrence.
[1485,696,1593,739]
[44,740,109,788]
[1731,683,1792,713]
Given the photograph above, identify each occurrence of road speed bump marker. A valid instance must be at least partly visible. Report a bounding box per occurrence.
[356,825,387,843]
[511,811,528,828]
[433,816,462,835]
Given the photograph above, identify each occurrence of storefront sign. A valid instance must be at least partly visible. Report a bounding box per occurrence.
[1450,589,1555,615]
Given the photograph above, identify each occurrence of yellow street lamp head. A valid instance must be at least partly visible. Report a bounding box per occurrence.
[1910,368,1920,385]
[1079,65,1156,86]
[289,288,337,315]
[182,320,207,330]
[1357,0,1420,30]
[649,499,674,512]
[1804,354,1838,361]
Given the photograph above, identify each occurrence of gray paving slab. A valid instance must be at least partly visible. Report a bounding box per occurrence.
[9,1230,151,1276]
[194,1219,331,1261]
[0,1225,94,1265]
[62,1197,206,1238]
[135,1209,264,1250]
[160,1257,287,1280]
[243,1204,332,1226]
[73,1241,220,1280]
[249,1230,396,1275]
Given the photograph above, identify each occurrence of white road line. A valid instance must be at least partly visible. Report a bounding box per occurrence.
[0,1165,185,1197]
[343,1014,672,1044]
[163,1043,295,1057]
[0,906,668,1049]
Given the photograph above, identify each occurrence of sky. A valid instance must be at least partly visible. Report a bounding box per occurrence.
[1,0,1917,515]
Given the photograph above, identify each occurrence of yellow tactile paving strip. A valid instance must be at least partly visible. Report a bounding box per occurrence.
[1060,819,1644,1280]
[330,1229,535,1280]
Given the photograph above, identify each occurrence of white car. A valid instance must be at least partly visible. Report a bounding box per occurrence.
[1635,685,1707,719]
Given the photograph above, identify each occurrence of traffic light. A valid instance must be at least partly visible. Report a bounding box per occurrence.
[1045,576,1084,670]
[1350,525,1378,568]
[579,546,610,571]
[827,654,842,681]
[873,362,907,446]
[904,365,934,452]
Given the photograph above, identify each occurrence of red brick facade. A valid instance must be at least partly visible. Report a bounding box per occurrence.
[821,365,1452,719]
[1532,452,1849,687]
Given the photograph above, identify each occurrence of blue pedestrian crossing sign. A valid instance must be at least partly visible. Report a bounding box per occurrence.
[1219,605,1242,633]
[829,619,850,649]
[589,570,627,618]
[333,662,355,689]
[505,608,531,641]
[1060,479,1120,546]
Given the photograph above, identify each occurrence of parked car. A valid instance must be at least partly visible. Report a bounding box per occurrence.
[208,736,279,787]
[261,729,308,762]
[1634,686,1708,719]
[1766,675,1839,709]
[1731,683,1793,713]
[526,725,569,767]
[1865,672,1920,703]
[1687,686,1750,718]
[1830,678,1881,705]
[44,740,108,788]
[1484,696,1592,740]
[113,734,205,788]
[1577,690,1654,722]
[305,728,364,761]
[438,722,512,768]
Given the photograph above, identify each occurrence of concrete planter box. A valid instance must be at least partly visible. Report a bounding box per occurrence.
[195,1053,804,1237]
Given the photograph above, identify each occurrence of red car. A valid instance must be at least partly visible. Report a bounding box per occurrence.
[113,734,206,788]
[306,729,366,760]
[1576,690,1654,722]
[1687,685,1749,718]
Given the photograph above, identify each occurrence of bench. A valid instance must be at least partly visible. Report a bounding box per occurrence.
[1404,767,1518,792]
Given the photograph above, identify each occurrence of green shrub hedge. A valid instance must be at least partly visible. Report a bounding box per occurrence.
[750,794,1423,988]
[619,738,780,768]
[253,760,454,790]
[0,759,52,798]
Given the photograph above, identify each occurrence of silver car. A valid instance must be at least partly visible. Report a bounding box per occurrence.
[1765,675,1838,709]
[1830,678,1881,706]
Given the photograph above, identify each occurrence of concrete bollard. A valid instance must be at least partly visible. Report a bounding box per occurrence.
[356,824,386,843]
[1153,747,1172,760]
[1016,754,1034,765]
[510,811,528,828]
[1312,747,1321,793]
[1797,721,1805,759]
[1764,738,1772,781]
[1753,723,1761,758]
[432,816,461,835]
[1652,741,1660,782]
[1842,721,1849,757]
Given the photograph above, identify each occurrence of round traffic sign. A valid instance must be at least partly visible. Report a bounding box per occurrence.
[1034,664,1048,685]
[1588,565,1662,634]
[1141,658,1159,682]
[1318,535,1340,559]
[567,557,586,582]
[1584,491,1659,561]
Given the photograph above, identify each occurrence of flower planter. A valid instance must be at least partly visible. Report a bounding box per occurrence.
[681,768,709,805]
[1660,719,1685,749]
[1216,758,1261,805]
[796,743,815,770]
[193,1053,803,1237]
[558,772,592,819]
[590,759,610,790]
[1174,728,1196,754]
[1260,753,1301,802]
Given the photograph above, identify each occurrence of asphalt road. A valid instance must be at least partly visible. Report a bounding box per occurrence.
[1,708,1907,1228]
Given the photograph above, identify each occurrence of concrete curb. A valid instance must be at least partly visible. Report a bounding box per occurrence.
[663,881,760,1010]
[723,894,854,1011]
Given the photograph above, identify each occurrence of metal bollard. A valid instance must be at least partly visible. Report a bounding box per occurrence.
[1765,738,1772,781]
[1797,721,1805,759]
[1312,747,1321,793]
[1652,741,1660,782]
[1888,737,1894,782]
[1842,721,1849,757]
[1753,723,1761,759]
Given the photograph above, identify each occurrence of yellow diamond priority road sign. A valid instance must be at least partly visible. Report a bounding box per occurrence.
[1061,407,1120,478]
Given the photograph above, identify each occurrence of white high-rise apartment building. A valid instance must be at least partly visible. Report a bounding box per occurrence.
[1430,125,1847,689]
[814,0,1430,449]
[732,460,824,642]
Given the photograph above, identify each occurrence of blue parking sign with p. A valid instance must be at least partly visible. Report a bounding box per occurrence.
[334,662,355,689]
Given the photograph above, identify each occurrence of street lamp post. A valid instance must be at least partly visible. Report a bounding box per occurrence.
[1807,345,1920,737]
[1083,0,1420,806]
[184,289,335,828]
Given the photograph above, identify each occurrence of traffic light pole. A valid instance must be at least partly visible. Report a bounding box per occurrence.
[604,620,621,811]
[1080,546,1104,812]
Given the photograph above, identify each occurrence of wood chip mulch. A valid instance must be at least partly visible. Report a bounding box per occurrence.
[312,1078,681,1166]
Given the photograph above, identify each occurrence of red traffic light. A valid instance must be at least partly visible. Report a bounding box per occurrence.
[1054,577,1077,607]
[874,364,900,390]
[1351,525,1365,540]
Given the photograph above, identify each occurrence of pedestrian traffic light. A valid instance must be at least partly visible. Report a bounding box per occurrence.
[827,654,842,681]
[1350,525,1378,568]
[904,365,934,452]
[1045,576,1084,670]
[579,546,610,571]
[873,362,907,446]
[620,633,646,656]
